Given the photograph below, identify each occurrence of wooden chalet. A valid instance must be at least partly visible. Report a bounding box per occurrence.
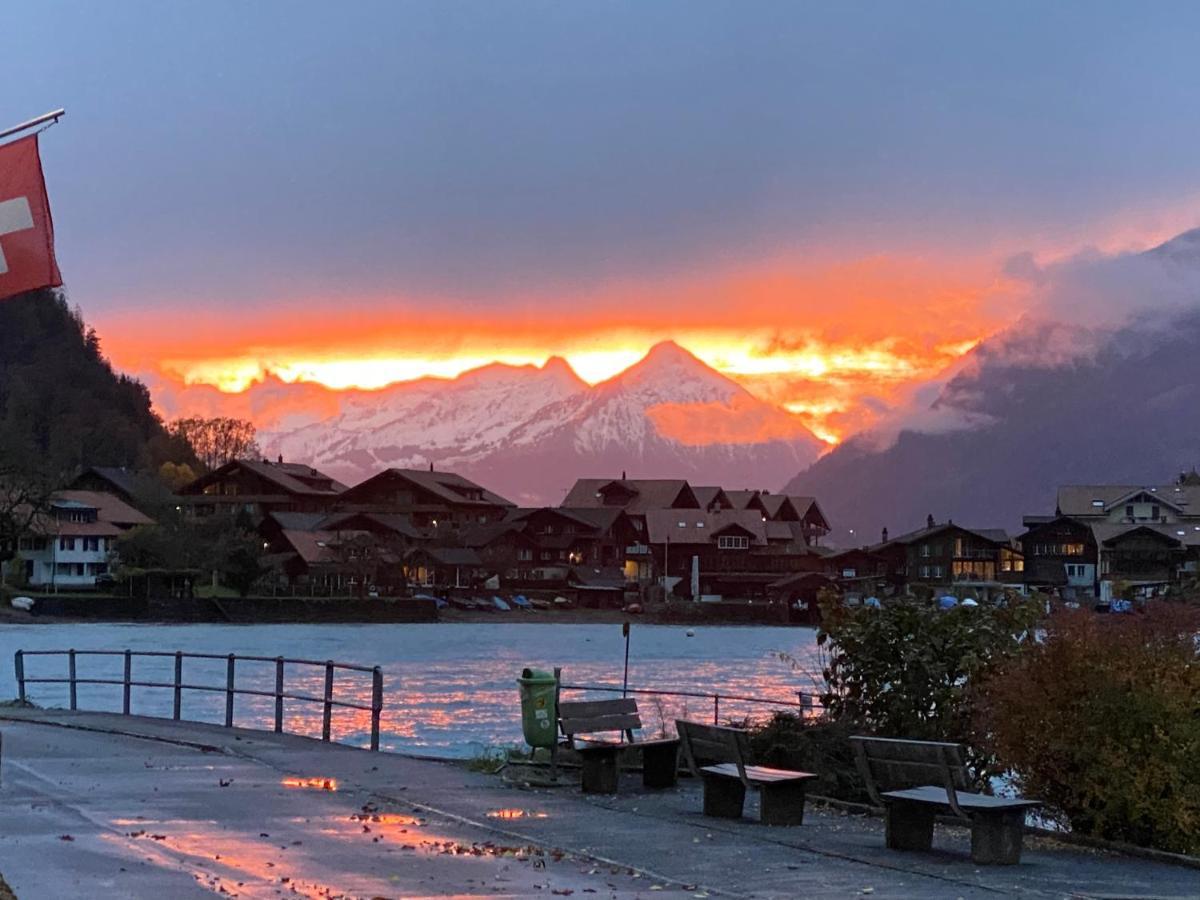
[179,458,345,518]
[877,517,1024,596]
[338,468,514,528]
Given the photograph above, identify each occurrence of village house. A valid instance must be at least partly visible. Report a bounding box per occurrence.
[874,516,1024,598]
[16,491,153,589]
[337,468,514,529]
[69,466,176,514]
[1020,480,1200,595]
[179,457,345,518]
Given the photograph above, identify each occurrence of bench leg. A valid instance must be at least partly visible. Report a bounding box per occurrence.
[701,775,745,819]
[580,750,620,794]
[759,781,808,826]
[885,801,935,851]
[640,741,680,789]
[971,810,1026,865]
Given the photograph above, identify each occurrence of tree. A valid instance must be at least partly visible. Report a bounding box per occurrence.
[168,417,261,472]
[0,463,55,583]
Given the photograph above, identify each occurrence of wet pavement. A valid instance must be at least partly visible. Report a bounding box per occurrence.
[0,709,1197,899]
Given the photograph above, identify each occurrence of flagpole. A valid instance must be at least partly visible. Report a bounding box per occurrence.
[0,109,66,143]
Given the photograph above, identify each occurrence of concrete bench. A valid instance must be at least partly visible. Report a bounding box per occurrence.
[558,698,680,794]
[676,720,817,826]
[851,736,1041,865]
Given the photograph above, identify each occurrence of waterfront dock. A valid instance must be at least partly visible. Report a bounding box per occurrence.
[0,709,1194,899]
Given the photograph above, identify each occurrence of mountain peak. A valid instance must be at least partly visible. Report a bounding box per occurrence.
[644,340,700,364]
[541,354,584,383]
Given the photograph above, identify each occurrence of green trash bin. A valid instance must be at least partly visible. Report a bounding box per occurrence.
[517,667,558,748]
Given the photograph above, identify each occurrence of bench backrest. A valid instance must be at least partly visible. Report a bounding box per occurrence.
[558,698,641,744]
[850,736,970,811]
[675,719,753,785]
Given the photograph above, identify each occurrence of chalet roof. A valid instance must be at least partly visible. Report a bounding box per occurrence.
[767,571,835,591]
[52,491,154,527]
[71,466,172,503]
[345,468,513,508]
[1091,522,1200,547]
[408,546,484,566]
[183,459,346,498]
[507,506,609,531]
[279,529,341,565]
[567,565,626,590]
[318,511,423,539]
[758,494,796,519]
[561,478,696,513]
[691,486,732,509]
[267,511,327,532]
[644,509,768,545]
[724,490,765,510]
[1056,484,1200,517]
[459,522,527,548]
[874,521,1010,549]
[765,521,804,543]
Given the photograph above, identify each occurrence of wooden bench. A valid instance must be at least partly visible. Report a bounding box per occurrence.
[558,698,680,794]
[851,736,1041,865]
[676,720,817,826]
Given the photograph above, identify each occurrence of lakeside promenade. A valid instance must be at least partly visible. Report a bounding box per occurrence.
[0,710,1196,898]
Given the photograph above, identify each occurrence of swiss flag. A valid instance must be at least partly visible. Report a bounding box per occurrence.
[0,134,62,301]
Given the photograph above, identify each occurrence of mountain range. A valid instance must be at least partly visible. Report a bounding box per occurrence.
[261,341,824,504]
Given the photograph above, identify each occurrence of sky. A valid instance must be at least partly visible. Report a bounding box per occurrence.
[6,1,1200,444]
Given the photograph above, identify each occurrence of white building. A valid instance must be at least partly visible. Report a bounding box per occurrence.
[17,491,153,590]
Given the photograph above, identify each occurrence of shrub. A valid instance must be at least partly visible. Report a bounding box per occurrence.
[746,712,866,802]
[817,593,1040,753]
[977,606,1200,853]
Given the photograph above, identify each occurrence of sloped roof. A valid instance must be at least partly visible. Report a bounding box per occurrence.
[267,511,327,532]
[318,511,423,539]
[72,466,171,502]
[407,546,484,566]
[691,486,732,509]
[345,468,513,508]
[644,509,768,545]
[724,490,764,510]
[758,494,796,519]
[279,529,341,565]
[1091,522,1200,547]
[459,522,527,548]
[1056,484,1200,517]
[567,565,626,589]
[52,491,154,527]
[561,478,696,513]
[183,459,346,497]
[876,521,1010,548]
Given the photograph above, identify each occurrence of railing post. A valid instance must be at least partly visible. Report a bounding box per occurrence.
[274,657,284,734]
[370,666,383,752]
[321,661,334,742]
[14,651,24,705]
[123,650,132,715]
[173,651,183,720]
[68,649,77,711]
[712,693,719,725]
[224,654,236,728]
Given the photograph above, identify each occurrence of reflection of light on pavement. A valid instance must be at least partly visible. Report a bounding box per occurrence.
[281,776,338,791]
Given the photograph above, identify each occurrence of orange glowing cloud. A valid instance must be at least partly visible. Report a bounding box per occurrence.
[95,253,1014,445]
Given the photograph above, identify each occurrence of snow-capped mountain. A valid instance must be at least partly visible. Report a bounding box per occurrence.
[261,341,824,505]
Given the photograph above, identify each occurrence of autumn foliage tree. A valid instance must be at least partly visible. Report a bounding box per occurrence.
[168,417,260,472]
[976,606,1200,853]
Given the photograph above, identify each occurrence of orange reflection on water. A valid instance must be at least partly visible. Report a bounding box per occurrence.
[281,776,338,791]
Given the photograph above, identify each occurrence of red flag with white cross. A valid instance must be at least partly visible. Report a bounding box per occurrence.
[0,134,62,301]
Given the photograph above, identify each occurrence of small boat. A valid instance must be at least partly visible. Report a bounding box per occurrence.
[552,595,574,610]
[448,596,476,611]
[492,596,512,612]
[509,594,532,610]
[529,597,552,611]
[623,602,643,614]
[413,593,448,609]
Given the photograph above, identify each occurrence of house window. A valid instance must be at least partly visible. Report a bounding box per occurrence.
[920,544,930,558]
[84,537,101,552]
[717,535,749,550]
[1151,505,1160,520]
[59,537,76,551]
[517,549,532,561]
[1125,505,1134,519]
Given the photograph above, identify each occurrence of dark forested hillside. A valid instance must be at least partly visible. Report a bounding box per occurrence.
[0,288,194,477]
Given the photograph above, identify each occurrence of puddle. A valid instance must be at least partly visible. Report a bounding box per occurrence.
[281,776,338,791]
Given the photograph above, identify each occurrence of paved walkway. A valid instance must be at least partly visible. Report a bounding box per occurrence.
[0,710,1196,899]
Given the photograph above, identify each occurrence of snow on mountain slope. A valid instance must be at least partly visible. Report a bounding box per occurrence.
[261,342,824,503]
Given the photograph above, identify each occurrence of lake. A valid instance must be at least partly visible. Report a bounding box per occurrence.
[0,622,823,757]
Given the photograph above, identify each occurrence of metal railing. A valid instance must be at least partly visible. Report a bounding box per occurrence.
[14,649,385,751]
[559,680,822,725]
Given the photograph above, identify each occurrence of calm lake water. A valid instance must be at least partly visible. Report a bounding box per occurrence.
[0,623,822,758]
